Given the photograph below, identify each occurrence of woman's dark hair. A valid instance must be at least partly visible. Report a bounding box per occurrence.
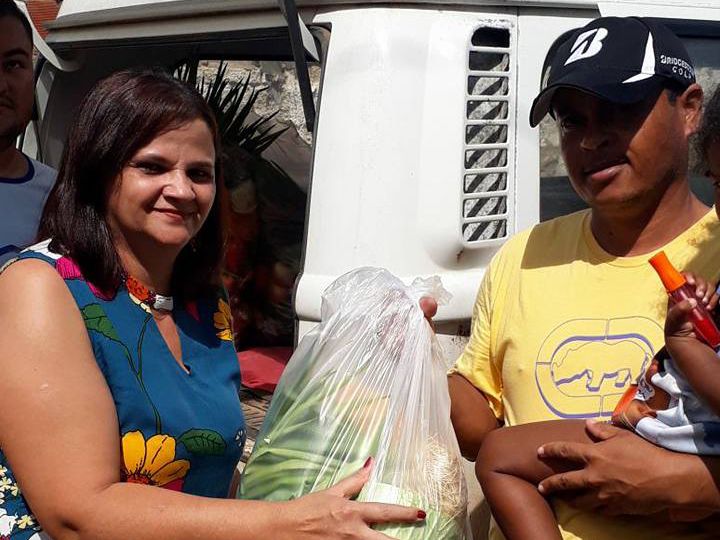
[40,68,224,300]
[0,0,33,45]
[697,85,720,165]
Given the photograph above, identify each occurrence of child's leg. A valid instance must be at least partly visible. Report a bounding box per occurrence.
[476,419,594,540]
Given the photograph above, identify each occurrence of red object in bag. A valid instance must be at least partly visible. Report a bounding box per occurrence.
[238,347,293,392]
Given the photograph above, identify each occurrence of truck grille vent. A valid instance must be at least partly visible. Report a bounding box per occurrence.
[463,25,514,245]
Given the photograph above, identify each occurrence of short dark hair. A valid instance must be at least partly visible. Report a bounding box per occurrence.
[663,81,688,105]
[0,0,33,45]
[40,68,224,301]
[697,85,720,165]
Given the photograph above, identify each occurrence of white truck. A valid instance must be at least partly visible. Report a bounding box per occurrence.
[20,0,720,537]
[24,0,720,354]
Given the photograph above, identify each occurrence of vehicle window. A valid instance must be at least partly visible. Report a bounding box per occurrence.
[538,31,720,221]
[182,58,322,351]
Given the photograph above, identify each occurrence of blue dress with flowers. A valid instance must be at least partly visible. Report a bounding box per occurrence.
[0,240,245,538]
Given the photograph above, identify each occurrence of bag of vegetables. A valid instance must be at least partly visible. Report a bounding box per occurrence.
[238,267,468,539]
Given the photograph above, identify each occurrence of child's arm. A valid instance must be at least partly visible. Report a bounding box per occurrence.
[476,419,593,486]
[665,273,720,417]
[666,321,720,416]
[476,419,593,540]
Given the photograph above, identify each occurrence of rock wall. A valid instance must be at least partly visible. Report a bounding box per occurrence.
[199,60,720,181]
[198,60,321,146]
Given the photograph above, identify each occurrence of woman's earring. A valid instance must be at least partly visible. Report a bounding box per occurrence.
[190,238,198,253]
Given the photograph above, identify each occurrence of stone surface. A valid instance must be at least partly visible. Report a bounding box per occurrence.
[198,60,321,147]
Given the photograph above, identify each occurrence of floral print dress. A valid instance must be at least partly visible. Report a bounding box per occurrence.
[0,240,246,538]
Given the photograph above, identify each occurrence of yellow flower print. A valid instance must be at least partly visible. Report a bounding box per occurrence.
[213,298,233,341]
[17,515,35,529]
[0,478,11,491]
[7,483,18,497]
[121,431,190,488]
[0,465,6,477]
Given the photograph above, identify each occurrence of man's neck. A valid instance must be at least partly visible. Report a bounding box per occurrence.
[0,145,28,179]
[590,181,709,257]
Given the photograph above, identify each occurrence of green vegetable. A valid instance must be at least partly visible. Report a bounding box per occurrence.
[237,269,467,539]
[240,352,383,500]
[238,343,466,539]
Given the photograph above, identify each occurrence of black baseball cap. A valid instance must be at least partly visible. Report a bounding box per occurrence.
[530,17,695,127]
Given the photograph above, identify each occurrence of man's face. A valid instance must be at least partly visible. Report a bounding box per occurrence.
[553,86,692,210]
[0,16,33,146]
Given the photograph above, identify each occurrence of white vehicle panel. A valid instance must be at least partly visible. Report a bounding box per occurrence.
[297,7,518,325]
[600,0,720,19]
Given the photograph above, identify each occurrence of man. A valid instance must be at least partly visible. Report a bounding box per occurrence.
[0,0,55,266]
[450,17,720,540]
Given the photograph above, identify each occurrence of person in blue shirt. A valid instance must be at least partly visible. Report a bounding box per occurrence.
[0,0,55,266]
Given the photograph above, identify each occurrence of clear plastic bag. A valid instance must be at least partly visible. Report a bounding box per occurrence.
[238,267,468,539]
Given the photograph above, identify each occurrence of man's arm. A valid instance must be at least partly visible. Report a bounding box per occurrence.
[448,255,505,460]
[449,373,500,460]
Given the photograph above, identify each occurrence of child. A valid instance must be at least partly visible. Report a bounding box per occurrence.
[475,84,720,540]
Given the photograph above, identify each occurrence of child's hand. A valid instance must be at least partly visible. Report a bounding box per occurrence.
[683,272,719,310]
[664,273,718,340]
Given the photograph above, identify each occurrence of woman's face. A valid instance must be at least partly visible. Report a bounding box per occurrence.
[106,118,217,252]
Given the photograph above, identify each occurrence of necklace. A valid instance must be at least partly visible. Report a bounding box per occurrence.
[124,274,174,312]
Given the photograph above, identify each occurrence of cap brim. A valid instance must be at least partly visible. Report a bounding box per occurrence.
[529,70,664,127]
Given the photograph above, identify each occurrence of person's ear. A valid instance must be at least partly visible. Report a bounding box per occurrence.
[678,83,704,138]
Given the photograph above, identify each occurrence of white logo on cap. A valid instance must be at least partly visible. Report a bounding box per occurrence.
[624,31,655,83]
[564,28,608,66]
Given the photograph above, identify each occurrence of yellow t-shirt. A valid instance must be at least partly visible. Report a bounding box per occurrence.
[454,208,720,540]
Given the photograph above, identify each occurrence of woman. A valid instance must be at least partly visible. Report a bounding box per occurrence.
[0,69,424,539]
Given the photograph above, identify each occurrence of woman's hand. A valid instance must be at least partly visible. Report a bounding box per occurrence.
[280,459,425,539]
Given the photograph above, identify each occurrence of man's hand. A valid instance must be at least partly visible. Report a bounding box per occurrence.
[537,420,695,516]
[419,296,437,330]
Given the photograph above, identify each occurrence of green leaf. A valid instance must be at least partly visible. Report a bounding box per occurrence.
[179,429,227,456]
[82,303,121,342]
